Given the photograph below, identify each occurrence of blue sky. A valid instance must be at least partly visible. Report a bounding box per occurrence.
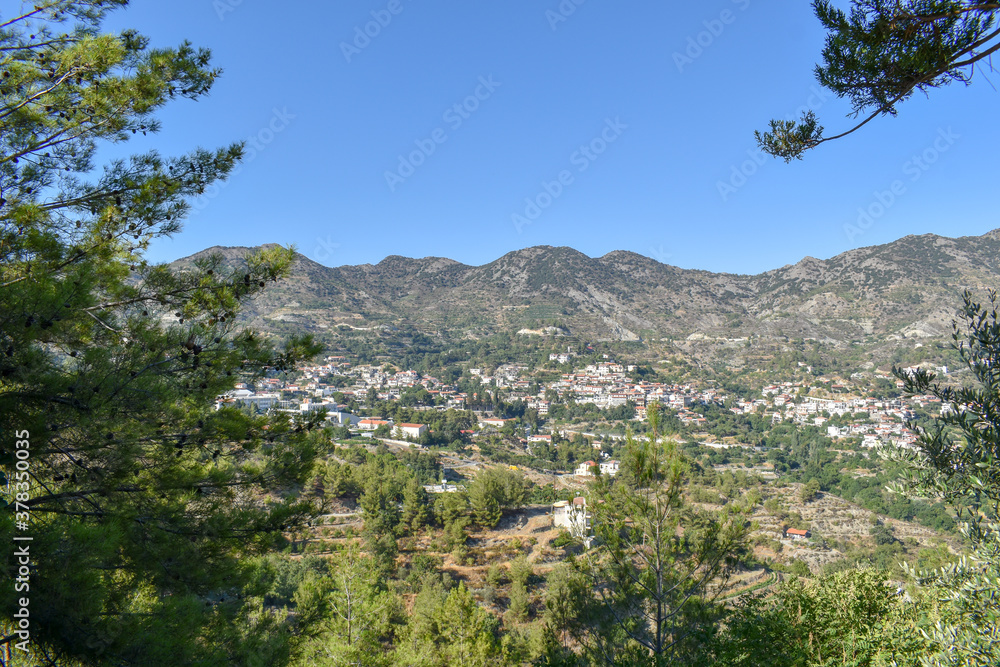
[96,0,999,274]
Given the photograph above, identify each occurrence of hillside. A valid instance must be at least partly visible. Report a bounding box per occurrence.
[171,229,1000,352]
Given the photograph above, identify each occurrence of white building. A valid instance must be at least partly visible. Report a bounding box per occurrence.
[327,411,361,426]
[423,484,461,494]
[599,460,620,477]
[397,423,428,439]
[229,391,280,411]
[575,460,597,477]
[553,497,590,537]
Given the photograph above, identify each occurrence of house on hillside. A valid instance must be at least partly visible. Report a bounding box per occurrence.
[784,528,811,540]
[423,483,461,494]
[396,423,427,439]
[553,497,590,537]
[326,411,360,426]
[575,460,597,477]
[599,460,620,477]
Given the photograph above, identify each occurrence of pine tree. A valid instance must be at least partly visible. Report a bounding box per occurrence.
[467,466,530,529]
[579,404,754,665]
[401,475,431,534]
[757,1,1000,160]
[293,548,402,667]
[506,580,529,625]
[0,3,321,663]
[543,564,590,649]
[394,581,500,666]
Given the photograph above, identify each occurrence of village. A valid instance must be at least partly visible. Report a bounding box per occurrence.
[267,349,962,619]
[217,351,950,460]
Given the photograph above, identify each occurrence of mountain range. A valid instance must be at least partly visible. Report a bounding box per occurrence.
[172,229,1000,351]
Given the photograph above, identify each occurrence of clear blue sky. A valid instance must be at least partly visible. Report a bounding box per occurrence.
[98,0,999,274]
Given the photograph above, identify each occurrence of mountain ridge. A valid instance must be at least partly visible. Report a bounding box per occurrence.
[172,229,1000,348]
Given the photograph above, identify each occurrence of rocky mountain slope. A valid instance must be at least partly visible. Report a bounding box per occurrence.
[171,229,1000,348]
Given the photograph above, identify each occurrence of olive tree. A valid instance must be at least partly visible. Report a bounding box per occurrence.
[887,289,1000,665]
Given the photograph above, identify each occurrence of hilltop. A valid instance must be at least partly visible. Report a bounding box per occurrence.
[172,229,1000,355]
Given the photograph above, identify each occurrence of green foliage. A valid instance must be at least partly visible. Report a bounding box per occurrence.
[467,466,531,528]
[755,110,824,163]
[506,579,530,624]
[886,290,1000,663]
[870,522,897,546]
[393,580,501,666]
[543,563,590,650]
[402,554,444,591]
[578,405,755,664]
[712,567,930,666]
[402,476,432,533]
[552,530,575,548]
[292,547,403,667]
[787,559,811,578]
[0,4,322,663]
[469,487,502,529]
[763,497,784,514]
[433,491,470,551]
[509,554,533,587]
[758,1,1000,160]
[257,554,329,608]
[398,449,443,484]
[322,458,362,498]
[486,563,503,588]
[799,478,821,503]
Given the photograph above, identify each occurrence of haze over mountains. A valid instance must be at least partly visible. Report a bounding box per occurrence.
[173,229,1000,347]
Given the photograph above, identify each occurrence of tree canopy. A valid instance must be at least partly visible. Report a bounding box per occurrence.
[577,405,754,664]
[886,289,1000,664]
[757,1,1000,161]
[0,2,321,663]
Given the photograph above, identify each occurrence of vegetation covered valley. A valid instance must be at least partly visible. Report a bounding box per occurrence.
[3,1,1000,665]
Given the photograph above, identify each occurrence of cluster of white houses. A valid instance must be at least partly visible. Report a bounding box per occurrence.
[218,355,946,454]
